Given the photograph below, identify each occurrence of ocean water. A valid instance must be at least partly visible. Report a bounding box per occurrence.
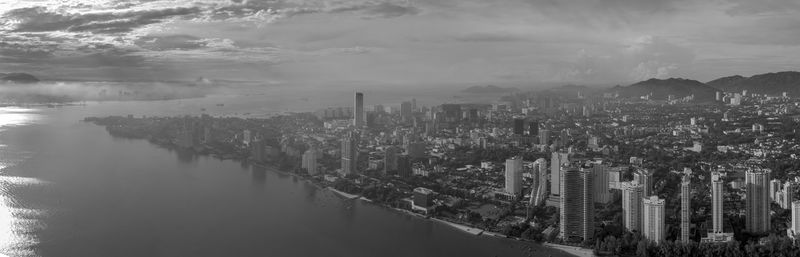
[0,89,568,257]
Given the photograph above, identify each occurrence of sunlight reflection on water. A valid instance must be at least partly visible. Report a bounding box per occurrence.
[0,107,43,257]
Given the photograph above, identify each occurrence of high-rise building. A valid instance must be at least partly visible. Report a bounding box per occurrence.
[745,168,771,233]
[634,168,653,198]
[790,200,800,238]
[550,152,569,197]
[642,196,666,244]
[528,121,539,136]
[401,101,413,122]
[513,118,525,135]
[383,146,399,175]
[711,172,724,233]
[302,147,318,175]
[539,129,550,145]
[397,154,412,178]
[680,174,691,242]
[413,187,434,208]
[505,157,523,195]
[782,181,798,209]
[354,92,364,127]
[592,163,610,204]
[770,179,782,202]
[559,164,594,242]
[622,181,644,232]
[340,133,358,176]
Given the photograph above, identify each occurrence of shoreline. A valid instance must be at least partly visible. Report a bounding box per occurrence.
[101,130,594,257]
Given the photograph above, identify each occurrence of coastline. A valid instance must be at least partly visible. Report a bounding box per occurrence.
[98,129,594,257]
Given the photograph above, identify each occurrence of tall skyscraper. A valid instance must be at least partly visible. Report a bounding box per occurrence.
[340,133,358,176]
[790,200,800,238]
[383,146,399,175]
[770,179,781,202]
[711,172,724,233]
[634,168,653,198]
[354,92,364,127]
[397,154,412,178]
[400,101,413,122]
[531,158,548,206]
[745,168,771,233]
[592,163,610,204]
[622,181,644,232]
[513,118,525,135]
[559,164,594,242]
[550,152,569,197]
[528,120,539,136]
[782,181,798,209]
[680,174,691,242]
[505,157,523,195]
[302,147,318,175]
[642,196,666,244]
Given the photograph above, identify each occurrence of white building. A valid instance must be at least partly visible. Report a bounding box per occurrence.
[642,196,666,244]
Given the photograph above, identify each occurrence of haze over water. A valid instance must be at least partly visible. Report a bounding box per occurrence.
[0,91,568,257]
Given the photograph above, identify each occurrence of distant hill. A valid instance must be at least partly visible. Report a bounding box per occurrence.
[706,71,800,96]
[461,85,518,94]
[0,73,39,83]
[615,78,718,101]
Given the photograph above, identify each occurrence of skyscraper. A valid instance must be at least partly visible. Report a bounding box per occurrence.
[354,92,364,127]
[622,181,643,232]
[340,133,358,176]
[505,157,523,195]
[559,165,593,242]
[592,163,610,204]
[397,154,412,178]
[383,146,399,175]
[634,168,653,198]
[770,179,782,202]
[550,152,569,197]
[680,174,691,242]
[790,200,800,238]
[711,172,724,233]
[513,118,525,135]
[782,181,798,209]
[528,120,539,136]
[745,168,771,233]
[642,196,666,244]
[531,158,548,206]
[302,147,318,175]
[401,101,413,122]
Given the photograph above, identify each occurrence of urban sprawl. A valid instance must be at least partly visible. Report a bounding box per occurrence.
[85,89,800,256]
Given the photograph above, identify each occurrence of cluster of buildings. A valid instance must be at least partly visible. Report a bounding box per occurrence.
[93,87,800,250]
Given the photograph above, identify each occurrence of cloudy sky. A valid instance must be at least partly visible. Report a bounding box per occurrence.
[1,0,799,86]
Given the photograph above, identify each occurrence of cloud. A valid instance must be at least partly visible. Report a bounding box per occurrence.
[453,32,529,43]
[552,36,695,83]
[725,0,800,15]
[4,6,201,34]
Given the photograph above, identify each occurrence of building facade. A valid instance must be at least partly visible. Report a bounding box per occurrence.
[745,168,771,234]
[643,196,666,243]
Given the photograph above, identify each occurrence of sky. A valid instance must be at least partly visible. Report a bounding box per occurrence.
[1,0,799,87]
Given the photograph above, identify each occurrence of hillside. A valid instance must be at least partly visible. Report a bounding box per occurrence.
[706,71,800,96]
[615,78,717,101]
[461,85,518,94]
[0,73,40,83]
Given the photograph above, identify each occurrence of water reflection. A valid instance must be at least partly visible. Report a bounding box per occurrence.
[0,107,42,257]
[250,165,266,188]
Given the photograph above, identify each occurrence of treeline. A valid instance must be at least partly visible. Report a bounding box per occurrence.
[595,234,800,257]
